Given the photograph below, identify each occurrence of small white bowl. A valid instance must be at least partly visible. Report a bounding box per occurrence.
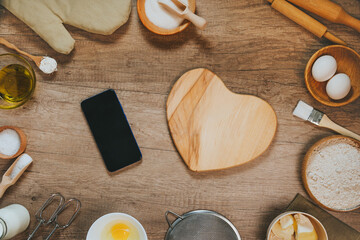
[86,213,147,240]
[266,211,328,240]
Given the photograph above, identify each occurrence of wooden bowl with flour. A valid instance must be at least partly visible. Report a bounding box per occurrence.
[0,126,27,160]
[137,0,196,35]
[302,135,360,212]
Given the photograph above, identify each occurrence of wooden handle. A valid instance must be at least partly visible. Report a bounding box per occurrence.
[287,0,360,32]
[338,12,360,33]
[320,115,360,141]
[269,0,327,38]
[0,184,10,199]
[184,10,207,30]
[0,37,34,60]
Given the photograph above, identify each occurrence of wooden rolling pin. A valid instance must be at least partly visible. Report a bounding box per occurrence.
[287,0,360,33]
[268,0,346,45]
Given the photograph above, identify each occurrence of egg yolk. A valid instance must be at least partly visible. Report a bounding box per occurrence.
[111,223,130,240]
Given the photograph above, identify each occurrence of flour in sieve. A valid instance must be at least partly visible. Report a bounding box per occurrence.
[306,141,360,210]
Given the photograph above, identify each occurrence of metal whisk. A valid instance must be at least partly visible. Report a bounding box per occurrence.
[27,193,81,240]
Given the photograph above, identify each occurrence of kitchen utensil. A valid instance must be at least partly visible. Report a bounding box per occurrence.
[305,45,360,107]
[165,210,241,240]
[0,37,57,74]
[27,193,81,240]
[166,68,277,171]
[286,0,360,33]
[0,126,27,160]
[0,53,36,109]
[137,0,196,35]
[27,193,65,240]
[302,135,360,212]
[0,154,32,198]
[267,0,346,45]
[266,211,328,240]
[158,0,207,30]
[44,198,81,240]
[1,0,131,54]
[293,101,360,141]
[86,213,148,240]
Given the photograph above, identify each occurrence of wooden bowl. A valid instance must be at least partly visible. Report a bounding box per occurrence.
[302,135,360,212]
[137,0,196,35]
[0,126,27,160]
[266,211,328,240]
[305,45,360,107]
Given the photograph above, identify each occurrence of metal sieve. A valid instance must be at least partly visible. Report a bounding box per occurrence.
[164,210,241,240]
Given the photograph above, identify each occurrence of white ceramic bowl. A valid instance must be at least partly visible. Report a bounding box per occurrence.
[86,213,147,240]
[266,211,328,240]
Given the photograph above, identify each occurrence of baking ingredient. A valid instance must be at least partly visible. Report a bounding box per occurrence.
[145,0,188,30]
[326,73,351,100]
[270,214,317,240]
[294,214,318,240]
[0,129,20,156]
[10,154,33,179]
[306,141,360,210]
[0,204,30,239]
[271,219,294,240]
[280,215,295,230]
[101,221,139,240]
[39,57,57,74]
[86,213,147,240]
[311,55,337,82]
[269,231,292,240]
[0,64,34,103]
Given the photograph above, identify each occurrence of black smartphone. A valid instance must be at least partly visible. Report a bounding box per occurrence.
[81,89,142,172]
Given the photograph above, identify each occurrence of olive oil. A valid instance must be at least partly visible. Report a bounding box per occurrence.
[0,64,33,103]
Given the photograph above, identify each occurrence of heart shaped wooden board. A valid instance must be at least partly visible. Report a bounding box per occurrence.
[167,68,277,172]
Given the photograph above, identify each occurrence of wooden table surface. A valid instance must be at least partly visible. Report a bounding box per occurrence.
[0,0,359,239]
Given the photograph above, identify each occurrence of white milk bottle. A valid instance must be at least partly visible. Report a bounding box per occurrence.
[0,204,30,239]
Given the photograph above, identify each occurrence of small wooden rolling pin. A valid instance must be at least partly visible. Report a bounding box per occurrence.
[287,0,360,33]
[268,0,346,45]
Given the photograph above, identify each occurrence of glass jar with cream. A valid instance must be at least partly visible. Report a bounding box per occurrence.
[0,204,30,239]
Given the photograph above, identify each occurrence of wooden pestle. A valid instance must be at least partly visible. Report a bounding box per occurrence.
[287,0,360,33]
[268,0,346,45]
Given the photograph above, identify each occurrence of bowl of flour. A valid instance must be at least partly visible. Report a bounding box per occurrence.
[302,135,360,212]
[137,0,196,35]
[0,126,27,160]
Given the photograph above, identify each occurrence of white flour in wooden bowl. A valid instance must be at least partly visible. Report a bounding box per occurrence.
[305,138,360,210]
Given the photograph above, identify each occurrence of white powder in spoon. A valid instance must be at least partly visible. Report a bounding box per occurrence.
[10,154,33,179]
[145,0,188,30]
[306,140,360,210]
[0,129,20,156]
[39,57,57,74]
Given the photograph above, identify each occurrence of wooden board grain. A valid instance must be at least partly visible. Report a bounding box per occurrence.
[167,68,277,171]
[0,0,358,239]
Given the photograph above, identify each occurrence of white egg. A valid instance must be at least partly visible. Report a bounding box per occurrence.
[86,213,147,240]
[312,55,337,82]
[326,73,351,100]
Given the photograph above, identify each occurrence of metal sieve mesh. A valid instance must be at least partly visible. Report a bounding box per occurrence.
[165,210,241,240]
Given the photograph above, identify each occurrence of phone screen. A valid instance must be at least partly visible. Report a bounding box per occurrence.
[81,89,142,172]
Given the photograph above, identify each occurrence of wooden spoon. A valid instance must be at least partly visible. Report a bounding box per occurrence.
[0,126,27,160]
[0,153,33,198]
[0,37,57,74]
[158,0,207,30]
